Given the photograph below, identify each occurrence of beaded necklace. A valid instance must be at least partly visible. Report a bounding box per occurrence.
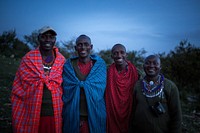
[142,74,164,98]
[42,51,55,75]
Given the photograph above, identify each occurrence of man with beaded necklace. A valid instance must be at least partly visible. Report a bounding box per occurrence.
[130,54,182,133]
[11,26,65,133]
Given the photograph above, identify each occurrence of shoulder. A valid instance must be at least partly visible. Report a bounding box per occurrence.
[54,47,65,59]
[127,61,137,70]
[127,61,136,67]
[22,49,39,60]
[91,54,103,60]
[107,63,115,69]
[56,52,66,62]
[56,51,65,58]
[91,54,106,65]
[164,78,178,90]
[134,79,143,91]
[64,56,78,68]
[163,78,179,98]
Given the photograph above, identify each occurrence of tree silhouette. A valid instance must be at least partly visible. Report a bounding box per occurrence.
[161,40,200,102]
[0,30,30,58]
[24,30,39,49]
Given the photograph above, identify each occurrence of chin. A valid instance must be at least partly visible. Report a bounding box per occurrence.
[146,73,156,77]
[44,48,52,51]
[115,60,123,64]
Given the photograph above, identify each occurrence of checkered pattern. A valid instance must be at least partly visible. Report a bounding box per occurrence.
[62,55,107,133]
[11,47,65,133]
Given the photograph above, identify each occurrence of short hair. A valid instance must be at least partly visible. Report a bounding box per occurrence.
[144,54,161,63]
[111,43,126,53]
[76,34,91,44]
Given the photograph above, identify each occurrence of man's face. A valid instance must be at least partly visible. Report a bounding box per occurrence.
[75,37,93,58]
[143,56,161,78]
[111,45,127,66]
[39,31,56,51]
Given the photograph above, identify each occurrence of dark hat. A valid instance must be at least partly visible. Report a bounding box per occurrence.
[38,26,57,35]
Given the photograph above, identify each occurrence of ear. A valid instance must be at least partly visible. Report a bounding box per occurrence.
[125,53,128,58]
[74,46,77,51]
[90,44,93,50]
[53,38,56,43]
[111,54,114,59]
[38,35,41,41]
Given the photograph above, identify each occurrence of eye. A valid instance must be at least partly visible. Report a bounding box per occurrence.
[145,61,150,65]
[83,43,90,47]
[112,52,118,56]
[39,35,56,40]
[49,36,56,40]
[40,35,46,39]
[76,43,82,47]
[121,51,125,55]
[153,61,159,65]
[76,42,90,48]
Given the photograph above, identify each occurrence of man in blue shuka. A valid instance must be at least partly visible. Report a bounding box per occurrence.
[62,34,107,133]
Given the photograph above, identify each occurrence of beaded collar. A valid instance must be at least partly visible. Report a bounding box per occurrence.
[42,51,55,71]
[142,74,164,98]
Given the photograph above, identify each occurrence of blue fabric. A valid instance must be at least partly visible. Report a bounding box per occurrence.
[62,55,107,133]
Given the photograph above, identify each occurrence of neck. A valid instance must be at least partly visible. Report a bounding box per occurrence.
[146,75,160,82]
[40,48,53,57]
[40,49,55,64]
[116,61,128,72]
[78,57,91,64]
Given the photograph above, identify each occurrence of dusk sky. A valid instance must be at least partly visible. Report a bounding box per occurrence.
[0,0,200,55]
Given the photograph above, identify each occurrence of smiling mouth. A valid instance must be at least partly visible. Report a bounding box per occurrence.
[116,58,123,61]
[45,43,51,47]
[147,69,155,73]
[80,51,87,54]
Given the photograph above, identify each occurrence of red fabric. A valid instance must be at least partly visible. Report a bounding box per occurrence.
[78,60,92,75]
[39,116,55,133]
[11,47,65,133]
[106,61,138,133]
[80,120,90,133]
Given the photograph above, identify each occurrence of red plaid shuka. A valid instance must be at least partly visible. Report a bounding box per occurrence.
[106,61,138,133]
[11,47,65,133]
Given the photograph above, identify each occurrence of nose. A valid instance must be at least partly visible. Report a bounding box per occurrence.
[46,37,51,41]
[82,44,87,48]
[77,43,90,49]
[117,52,123,58]
[149,62,155,67]
[46,35,54,41]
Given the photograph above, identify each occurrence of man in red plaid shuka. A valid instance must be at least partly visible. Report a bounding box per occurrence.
[11,26,65,133]
[105,44,138,133]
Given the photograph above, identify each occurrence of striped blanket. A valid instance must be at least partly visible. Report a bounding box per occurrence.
[62,55,107,133]
[11,47,65,133]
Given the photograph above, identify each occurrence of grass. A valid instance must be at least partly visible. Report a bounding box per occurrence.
[0,55,20,133]
[0,55,199,133]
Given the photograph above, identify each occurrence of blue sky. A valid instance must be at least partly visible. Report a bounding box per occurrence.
[0,0,200,55]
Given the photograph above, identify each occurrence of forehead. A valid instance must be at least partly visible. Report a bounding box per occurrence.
[145,56,160,63]
[112,45,126,52]
[76,37,91,43]
[41,31,56,36]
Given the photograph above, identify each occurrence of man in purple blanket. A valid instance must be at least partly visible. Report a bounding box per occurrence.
[62,34,107,133]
